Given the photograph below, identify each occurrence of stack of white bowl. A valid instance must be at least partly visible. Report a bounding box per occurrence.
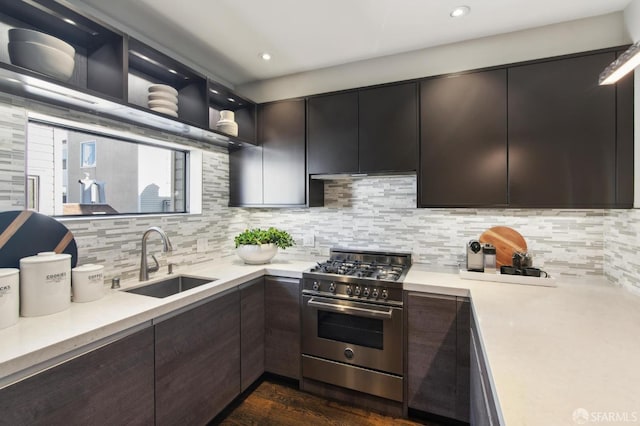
[148,84,179,118]
[8,28,75,81]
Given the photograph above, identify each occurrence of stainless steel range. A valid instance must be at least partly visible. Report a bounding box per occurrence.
[301,248,412,403]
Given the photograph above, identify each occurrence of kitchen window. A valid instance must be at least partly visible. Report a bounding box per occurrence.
[25,114,202,217]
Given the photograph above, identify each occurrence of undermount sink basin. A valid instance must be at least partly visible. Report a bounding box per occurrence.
[124,275,216,298]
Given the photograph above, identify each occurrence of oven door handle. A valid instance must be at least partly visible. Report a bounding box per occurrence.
[306,297,393,320]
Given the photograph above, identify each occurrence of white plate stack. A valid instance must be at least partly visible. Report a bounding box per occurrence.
[148,84,178,118]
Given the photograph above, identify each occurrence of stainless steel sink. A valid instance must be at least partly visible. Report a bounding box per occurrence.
[124,275,216,298]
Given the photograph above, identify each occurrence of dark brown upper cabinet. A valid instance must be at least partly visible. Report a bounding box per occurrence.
[507,51,624,208]
[260,99,307,205]
[229,99,323,207]
[228,143,263,206]
[127,37,208,128]
[615,49,635,208]
[0,0,252,148]
[359,82,418,173]
[208,80,257,144]
[419,69,508,207]
[307,91,359,174]
[307,82,418,175]
[0,0,125,100]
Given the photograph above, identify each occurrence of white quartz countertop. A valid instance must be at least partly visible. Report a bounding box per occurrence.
[405,266,640,426]
[2,258,640,426]
[0,258,316,385]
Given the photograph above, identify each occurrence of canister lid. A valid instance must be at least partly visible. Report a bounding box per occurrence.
[20,253,71,264]
[72,264,103,272]
[0,268,19,277]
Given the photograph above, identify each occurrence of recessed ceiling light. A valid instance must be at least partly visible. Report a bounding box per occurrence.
[450,6,470,18]
[210,89,219,94]
[260,52,272,61]
[227,97,235,102]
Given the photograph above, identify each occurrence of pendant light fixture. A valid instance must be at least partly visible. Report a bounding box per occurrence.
[598,41,640,85]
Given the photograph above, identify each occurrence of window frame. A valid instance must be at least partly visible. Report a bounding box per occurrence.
[26,112,203,219]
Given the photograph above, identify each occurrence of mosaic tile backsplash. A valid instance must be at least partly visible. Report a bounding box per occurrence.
[0,94,639,293]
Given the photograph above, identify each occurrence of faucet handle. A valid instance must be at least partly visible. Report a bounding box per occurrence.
[168,263,176,275]
[148,254,160,273]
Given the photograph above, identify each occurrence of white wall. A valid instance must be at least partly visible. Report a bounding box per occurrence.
[237,13,630,102]
[625,0,640,41]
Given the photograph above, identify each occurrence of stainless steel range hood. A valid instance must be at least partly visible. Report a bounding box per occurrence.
[310,171,416,180]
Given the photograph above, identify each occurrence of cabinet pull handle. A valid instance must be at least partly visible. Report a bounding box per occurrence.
[307,297,393,320]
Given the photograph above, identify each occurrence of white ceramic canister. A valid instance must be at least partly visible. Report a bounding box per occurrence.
[72,264,104,303]
[20,252,71,317]
[0,268,20,329]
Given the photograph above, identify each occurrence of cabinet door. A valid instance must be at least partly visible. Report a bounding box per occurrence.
[420,70,508,207]
[260,99,306,205]
[155,290,240,425]
[241,277,265,391]
[265,276,301,379]
[228,144,263,206]
[508,52,617,207]
[307,91,359,174]
[359,82,418,173]
[456,298,471,422]
[407,293,458,418]
[0,327,154,425]
[470,314,500,426]
[615,51,634,208]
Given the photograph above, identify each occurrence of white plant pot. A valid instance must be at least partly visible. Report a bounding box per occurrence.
[236,244,278,264]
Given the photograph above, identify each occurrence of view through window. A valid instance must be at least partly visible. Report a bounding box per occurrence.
[27,121,187,216]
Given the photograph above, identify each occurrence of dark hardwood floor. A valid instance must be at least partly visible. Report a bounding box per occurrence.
[211,378,445,426]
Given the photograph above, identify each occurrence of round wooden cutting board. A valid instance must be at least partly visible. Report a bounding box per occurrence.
[479,226,527,268]
[0,210,78,268]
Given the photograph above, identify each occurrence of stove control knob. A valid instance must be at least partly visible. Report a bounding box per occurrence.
[371,288,379,299]
[354,286,361,296]
[346,286,353,296]
[344,347,354,360]
[381,289,389,300]
[363,287,370,298]
[329,282,336,293]
[312,281,320,291]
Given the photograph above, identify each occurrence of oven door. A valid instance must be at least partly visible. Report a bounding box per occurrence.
[301,294,403,375]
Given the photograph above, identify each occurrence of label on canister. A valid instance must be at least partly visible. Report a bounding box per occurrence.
[0,268,20,329]
[72,264,104,303]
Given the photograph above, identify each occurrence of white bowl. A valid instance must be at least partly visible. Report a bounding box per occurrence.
[216,122,238,137]
[148,84,178,96]
[148,92,178,104]
[148,99,178,111]
[236,244,278,264]
[8,41,75,81]
[150,106,179,118]
[8,28,75,59]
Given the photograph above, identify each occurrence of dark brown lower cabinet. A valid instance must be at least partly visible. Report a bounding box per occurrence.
[155,289,240,426]
[406,293,470,422]
[470,311,500,426]
[265,276,301,379]
[240,277,265,391]
[0,327,155,426]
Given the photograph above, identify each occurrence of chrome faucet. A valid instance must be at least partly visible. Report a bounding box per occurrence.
[139,227,173,281]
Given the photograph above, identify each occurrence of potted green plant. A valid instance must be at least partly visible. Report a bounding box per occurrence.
[234,227,295,264]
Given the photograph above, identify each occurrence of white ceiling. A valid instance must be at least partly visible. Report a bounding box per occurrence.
[71,0,632,86]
